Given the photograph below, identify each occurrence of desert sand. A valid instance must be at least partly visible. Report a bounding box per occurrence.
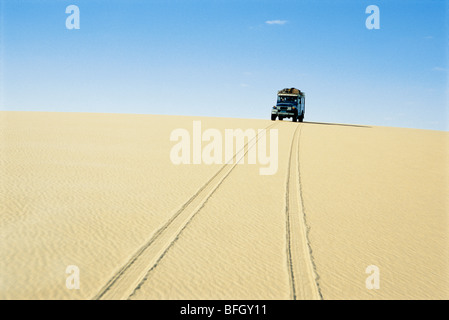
[0,111,448,300]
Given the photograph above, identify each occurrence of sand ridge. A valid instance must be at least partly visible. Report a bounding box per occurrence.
[0,111,448,299]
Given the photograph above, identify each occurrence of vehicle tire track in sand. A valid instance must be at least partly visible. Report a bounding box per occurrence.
[93,123,277,300]
[285,124,322,300]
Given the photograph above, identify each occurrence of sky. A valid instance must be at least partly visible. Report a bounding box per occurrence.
[0,0,447,131]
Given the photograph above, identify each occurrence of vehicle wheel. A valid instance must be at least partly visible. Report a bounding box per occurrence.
[298,113,304,122]
[279,117,283,121]
[271,114,277,121]
[292,114,298,122]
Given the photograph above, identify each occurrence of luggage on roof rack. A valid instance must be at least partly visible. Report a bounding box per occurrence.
[278,88,304,96]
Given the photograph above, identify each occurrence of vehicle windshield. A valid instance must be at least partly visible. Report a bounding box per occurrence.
[278,96,298,103]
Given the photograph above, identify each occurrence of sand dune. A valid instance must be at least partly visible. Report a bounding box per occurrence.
[0,111,448,300]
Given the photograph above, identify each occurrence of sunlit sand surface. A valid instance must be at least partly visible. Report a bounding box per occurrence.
[1,111,447,299]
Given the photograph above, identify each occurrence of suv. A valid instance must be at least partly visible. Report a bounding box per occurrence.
[271,88,305,122]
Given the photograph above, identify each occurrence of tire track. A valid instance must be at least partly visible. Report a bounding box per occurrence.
[285,124,322,300]
[93,122,277,300]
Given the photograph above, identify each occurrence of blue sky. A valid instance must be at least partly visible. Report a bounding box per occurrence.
[1,0,447,130]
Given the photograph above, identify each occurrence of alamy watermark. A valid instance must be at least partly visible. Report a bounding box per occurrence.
[65,5,80,30]
[169,121,279,175]
[365,265,380,290]
[66,265,80,290]
[64,5,379,31]
[366,5,380,30]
